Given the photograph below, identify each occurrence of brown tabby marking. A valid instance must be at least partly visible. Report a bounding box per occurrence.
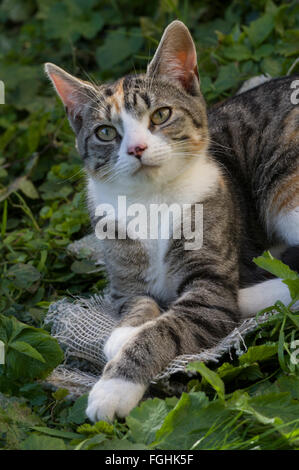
[269,172,299,214]
[110,78,124,113]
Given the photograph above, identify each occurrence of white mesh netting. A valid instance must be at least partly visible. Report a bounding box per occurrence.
[44,235,270,396]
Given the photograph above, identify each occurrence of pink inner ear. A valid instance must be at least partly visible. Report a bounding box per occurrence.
[177,51,187,65]
[49,73,76,109]
[174,49,198,88]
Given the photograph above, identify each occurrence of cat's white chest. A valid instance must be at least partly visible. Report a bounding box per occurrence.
[140,200,180,303]
[142,237,174,303]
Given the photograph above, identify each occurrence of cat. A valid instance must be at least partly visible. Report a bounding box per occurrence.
[45,20,299,422]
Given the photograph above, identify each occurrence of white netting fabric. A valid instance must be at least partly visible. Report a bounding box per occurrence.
[45,294,117,368]
[44,235,270,396]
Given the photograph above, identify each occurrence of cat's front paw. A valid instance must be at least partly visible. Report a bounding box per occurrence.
[86,378,146,422]
[104,326,141,361]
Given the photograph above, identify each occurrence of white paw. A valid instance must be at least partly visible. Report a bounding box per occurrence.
[86,378,146,422]
[104,326,141,361]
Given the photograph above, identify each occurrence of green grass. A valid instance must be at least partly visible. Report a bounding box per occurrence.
[0,0,299,450]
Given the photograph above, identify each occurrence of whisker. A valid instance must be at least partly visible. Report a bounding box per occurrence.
[57,168,86,184]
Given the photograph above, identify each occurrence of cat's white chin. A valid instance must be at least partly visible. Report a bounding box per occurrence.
[86,378,146,422]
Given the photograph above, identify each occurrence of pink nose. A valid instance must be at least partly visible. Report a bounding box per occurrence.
[127,144,148,158]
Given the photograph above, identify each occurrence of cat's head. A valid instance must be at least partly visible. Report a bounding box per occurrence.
[45,21,209,188]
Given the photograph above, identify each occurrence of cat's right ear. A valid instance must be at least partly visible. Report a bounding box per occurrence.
[45,63,95,132]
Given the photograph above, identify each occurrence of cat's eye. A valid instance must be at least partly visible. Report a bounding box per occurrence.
[151,107,171,125]
[95,125,117,142]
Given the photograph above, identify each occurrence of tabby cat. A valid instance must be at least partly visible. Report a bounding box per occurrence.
[45,21,299,422]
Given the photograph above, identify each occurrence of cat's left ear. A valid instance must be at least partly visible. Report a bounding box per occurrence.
[45,63,96,132]
[147,21,199,95]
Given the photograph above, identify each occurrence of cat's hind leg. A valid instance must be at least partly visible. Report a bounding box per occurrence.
[239,278,298,318]
[239,245,299,318]
[241,165,299,318]
[266,170,299,247]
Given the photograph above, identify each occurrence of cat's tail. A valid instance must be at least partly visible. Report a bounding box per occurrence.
[239,246,299,318]
[236,74,272,94]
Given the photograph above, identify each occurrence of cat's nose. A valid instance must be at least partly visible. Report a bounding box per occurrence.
[127,144,148,158]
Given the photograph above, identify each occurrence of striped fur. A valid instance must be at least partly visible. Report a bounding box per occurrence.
[46,21,299,421]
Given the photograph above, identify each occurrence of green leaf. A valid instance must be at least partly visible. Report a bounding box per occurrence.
[96,28,143,70]
[228,389,299,438]
[44,3,104,41]
[274,375,299,400]
[248,392,299,432]
[0,314,27,344]
[32,426,80,440]
[253,251,299,281]
[10,340,45,363]
[261,56,283,76]
[213,63,240,93]
[126,397,178,445]
[19,179,39,200]
[0,393,42,450]
[277,31,299,57]
[217,362,263,383]
[153,392,234,450]
[67,394,88,424]
[6,263,41,289]
[98,439,148,450]
[74,433,107,450]
[39,180,73,201]
[52,388,69,401]
[0,314,63,388]
[252,43,275,61]
[20,434,67,450]
[283,279,299,302]
[187,362,225,400]
[239,343,278,365]
[222,43,252,61]
[19,383,48,406]
[245,13,275,47]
